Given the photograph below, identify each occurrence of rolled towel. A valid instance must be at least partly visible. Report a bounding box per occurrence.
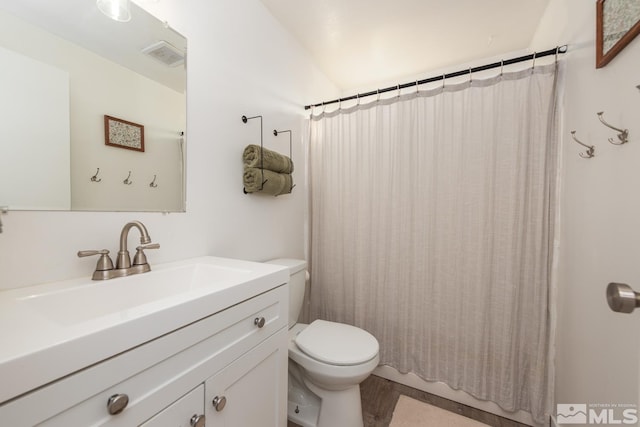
[243,167,293,196]
[243,144,294,174]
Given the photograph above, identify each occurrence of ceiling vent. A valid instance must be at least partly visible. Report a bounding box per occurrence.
[141,40,184,67]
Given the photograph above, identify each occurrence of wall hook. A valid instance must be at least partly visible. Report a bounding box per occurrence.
[571,131,595,158]
[123,171,133,185]
[149,174,158,188]
[597,112,628,145]
[90,168,102,182]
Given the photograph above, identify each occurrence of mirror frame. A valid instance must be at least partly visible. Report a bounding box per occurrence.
[596,0,640,68]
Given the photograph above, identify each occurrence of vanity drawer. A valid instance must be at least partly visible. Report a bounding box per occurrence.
[1,285,287,427]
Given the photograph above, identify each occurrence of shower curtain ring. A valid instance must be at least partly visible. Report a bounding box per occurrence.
[376,89,380,102]
[322,102,326,114]
[500,59,504,76]
[469,67,473,83]
[442,74,446,89]
[396,84,401,98]
[532,51,537,70]
[415,80,419,94]
[555,46,559,63]
[356,93,360,106]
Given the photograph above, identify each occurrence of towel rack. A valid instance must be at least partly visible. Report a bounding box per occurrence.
[273,129,296,192]
[242,115,267,193]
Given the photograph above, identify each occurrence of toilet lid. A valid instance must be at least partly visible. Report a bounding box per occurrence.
[294,320,379,366]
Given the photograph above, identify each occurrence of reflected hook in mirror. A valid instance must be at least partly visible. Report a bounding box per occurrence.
[123,171,133,185]
[90,168,102,182]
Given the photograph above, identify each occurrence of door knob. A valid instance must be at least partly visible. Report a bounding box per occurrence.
[606,282,640,313]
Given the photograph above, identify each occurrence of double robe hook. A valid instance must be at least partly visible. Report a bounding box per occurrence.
[123,171,133,185]
[571,131,595,158]
[597,112,628,145]
[90,168,102,182]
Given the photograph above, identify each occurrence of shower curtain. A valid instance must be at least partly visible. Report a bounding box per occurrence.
[308,64,561,424]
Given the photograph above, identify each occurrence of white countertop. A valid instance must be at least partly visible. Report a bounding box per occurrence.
[0,256,288,404]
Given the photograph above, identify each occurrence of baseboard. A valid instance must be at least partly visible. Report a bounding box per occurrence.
[374,365,539,426]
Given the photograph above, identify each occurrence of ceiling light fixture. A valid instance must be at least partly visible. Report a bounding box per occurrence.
[96,0,132,22]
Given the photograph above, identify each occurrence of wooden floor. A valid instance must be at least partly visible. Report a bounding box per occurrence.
[288,374,530,427]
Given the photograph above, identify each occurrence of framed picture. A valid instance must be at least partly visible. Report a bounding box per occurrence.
[104,115,145,152]
[596,0,640,68]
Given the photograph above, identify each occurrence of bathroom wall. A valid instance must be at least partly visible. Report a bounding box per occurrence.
[0,0,338,290]
[0,45,70,210]
[530,0,640,419]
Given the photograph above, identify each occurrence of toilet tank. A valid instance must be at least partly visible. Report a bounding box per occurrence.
[265,258,307,328]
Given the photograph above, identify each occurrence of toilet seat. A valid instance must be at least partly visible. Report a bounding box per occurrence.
[294,320,379,366]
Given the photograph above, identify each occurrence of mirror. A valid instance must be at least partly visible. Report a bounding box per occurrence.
[596,0,640,68]
[0,0,186,211]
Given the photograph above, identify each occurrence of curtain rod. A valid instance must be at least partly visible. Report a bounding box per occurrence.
[304,45,568,110]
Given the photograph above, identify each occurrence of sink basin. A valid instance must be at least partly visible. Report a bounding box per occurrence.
[0,256,289,404]
[19,262,252,325]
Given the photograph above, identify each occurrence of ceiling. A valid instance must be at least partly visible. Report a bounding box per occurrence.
[259,0,551,91]
[0,0,185,92]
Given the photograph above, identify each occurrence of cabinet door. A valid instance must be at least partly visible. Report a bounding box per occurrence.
[141,384,205,427]
[205,328,287,427]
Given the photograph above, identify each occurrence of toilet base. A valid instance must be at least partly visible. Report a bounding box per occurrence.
[288,362,321,427]
[305,378,364,427]
[287,361,365,427]
[287,396,320,427]
[287,384,364,427]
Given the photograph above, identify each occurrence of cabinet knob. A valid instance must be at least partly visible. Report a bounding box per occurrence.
[254,317,266,328]
[607,282,640,313]
[190,414,206,427]
[212,395,227,412]
[106,393,129,415]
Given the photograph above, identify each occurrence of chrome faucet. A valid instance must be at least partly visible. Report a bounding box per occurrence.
[78,220,160,280]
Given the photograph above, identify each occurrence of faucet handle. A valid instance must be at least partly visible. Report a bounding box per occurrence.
[133,243,160,266]
[78,249,115,271]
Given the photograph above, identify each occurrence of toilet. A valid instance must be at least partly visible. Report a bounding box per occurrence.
[265,259,379,427]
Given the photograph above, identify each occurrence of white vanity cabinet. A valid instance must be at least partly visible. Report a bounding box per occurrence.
[205,328,287,426]
[0,284,288,427]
